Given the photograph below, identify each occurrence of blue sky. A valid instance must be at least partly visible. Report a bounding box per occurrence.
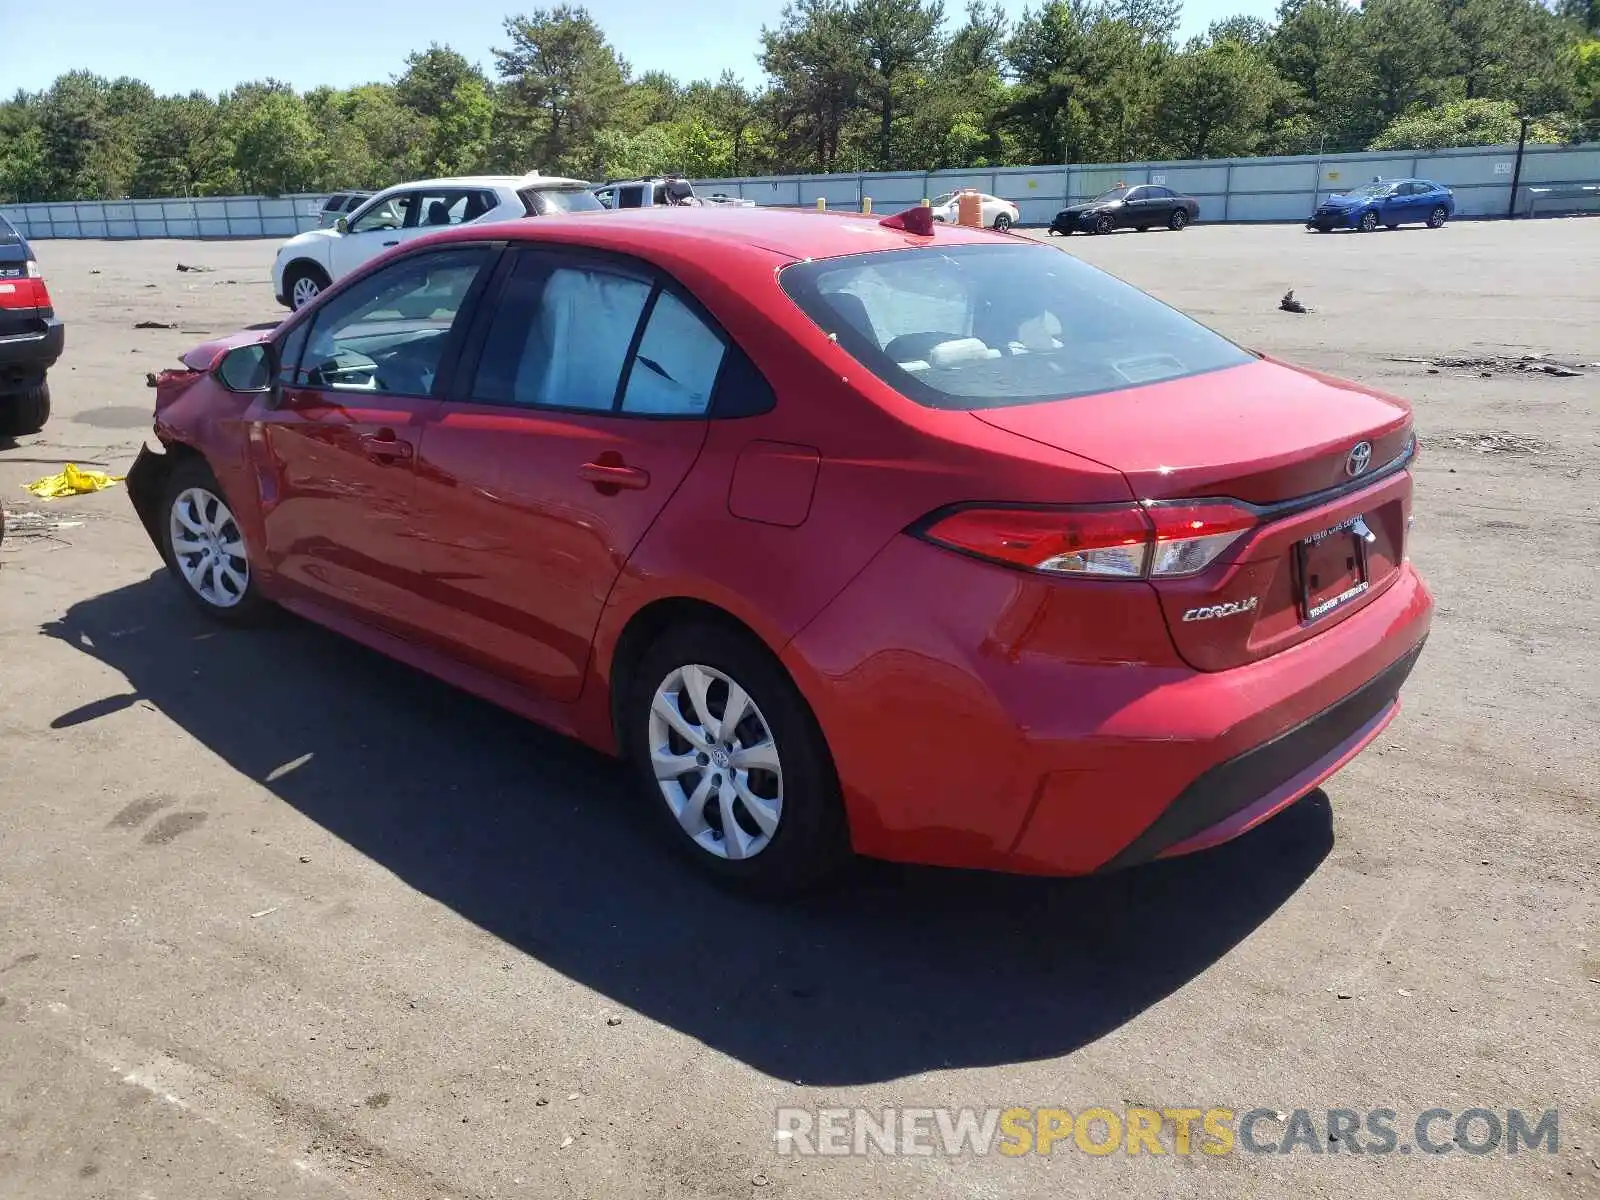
[4,0,1277,96]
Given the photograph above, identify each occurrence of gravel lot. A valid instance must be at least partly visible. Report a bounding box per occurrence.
[1,221,1597,1200]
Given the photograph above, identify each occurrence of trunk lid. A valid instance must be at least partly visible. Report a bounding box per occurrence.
[970,357,1411,504]
[971,357,1415,671]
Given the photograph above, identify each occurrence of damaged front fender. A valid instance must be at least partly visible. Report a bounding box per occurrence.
[126,443,177,557]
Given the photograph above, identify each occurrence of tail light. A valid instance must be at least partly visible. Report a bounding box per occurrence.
[0,261,50,310]
[913,500,1257,580]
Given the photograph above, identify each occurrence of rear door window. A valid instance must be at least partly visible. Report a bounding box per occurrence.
[781,243,1253,410]
[470,256,653,411]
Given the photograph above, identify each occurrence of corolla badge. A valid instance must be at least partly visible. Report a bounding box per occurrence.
[1182,597,1259,622]
[1346,441,1373,477]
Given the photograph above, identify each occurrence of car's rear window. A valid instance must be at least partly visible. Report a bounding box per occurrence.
[0,215,19,244]
[781,242,1253,411]
[522,186,604,216]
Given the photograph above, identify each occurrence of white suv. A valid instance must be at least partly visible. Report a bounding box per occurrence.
[272,172,600,310]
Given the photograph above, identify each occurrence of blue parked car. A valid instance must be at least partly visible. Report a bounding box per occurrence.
[1306,178,1456,232]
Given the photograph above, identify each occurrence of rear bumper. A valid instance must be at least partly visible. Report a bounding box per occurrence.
[785,534,1433,877]
[1101,639,1422,868]
[0,316,64,386]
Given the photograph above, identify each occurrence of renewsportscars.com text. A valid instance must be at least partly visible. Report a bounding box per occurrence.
[773,1106,1560,1158]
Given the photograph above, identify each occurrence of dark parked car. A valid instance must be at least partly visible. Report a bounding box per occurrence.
[317,191,373,228]
[0,213,62,437]
[1050,184,1200,235]
[1307,179,1455,232]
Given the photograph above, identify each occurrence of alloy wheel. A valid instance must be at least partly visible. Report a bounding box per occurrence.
[648,663,783,861]
[291,275,322,309]
[1428,207,1447,228]
[169,486,249,609]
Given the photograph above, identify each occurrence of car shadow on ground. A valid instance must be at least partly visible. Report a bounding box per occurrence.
[44,572,1335,1087]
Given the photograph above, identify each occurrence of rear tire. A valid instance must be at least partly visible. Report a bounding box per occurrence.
[158,457,274,626]
[624,622,850,897]
[284,261,331,311]
[0,382,49,438]
[1428,206,1448,228]
[1168,209,1189,231]
[992,213,1013,231]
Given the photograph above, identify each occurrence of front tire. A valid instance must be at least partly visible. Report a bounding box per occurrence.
[1428,206,1448,228]
[625,623,849,897]
[159,457,273,625]
[0,382,50,438]
[284,261,331,312]
[1094,213,1115,235]
[1359,211,1379,233]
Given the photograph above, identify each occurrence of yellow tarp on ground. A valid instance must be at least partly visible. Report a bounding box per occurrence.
[22,464,125,499]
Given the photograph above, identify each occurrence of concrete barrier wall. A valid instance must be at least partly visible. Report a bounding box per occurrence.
[4,142,1597,239]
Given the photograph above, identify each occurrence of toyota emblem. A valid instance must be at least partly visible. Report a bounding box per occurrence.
[1345,441,1373,477]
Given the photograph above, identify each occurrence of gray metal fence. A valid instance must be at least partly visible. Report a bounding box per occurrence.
[697,142,1600,225]
[0,193,331,240]
[4,142,1598,240]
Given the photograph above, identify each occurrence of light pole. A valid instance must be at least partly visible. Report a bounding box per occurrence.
[1506,116,1531,219]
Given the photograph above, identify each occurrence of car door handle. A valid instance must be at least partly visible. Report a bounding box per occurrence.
[383,239,399,246]
[579,460,650,490]
[360,432,413,462]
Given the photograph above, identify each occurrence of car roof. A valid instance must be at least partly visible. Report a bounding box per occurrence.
[426,204,1012,263]
[378,173,590,193]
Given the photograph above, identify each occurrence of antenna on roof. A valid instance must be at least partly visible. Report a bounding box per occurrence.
[879,205,934,236]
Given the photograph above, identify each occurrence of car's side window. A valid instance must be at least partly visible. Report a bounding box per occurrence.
[617,186,644,209]
[1150,186,1174,199]
[466,251,747,418]
[293,247,491,396]
[622,290,726,416]
[350,193,413,234]
[471,258,653,410]
[1125,186,1147,202]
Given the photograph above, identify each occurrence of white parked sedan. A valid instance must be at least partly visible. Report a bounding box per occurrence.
[928,190,1020,231]
[272,172,600,310]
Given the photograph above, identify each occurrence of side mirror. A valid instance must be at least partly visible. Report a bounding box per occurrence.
[336,216,349,234]
[215,343,275,394]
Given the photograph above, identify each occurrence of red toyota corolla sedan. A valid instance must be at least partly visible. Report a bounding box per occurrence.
[126,205,1431,894]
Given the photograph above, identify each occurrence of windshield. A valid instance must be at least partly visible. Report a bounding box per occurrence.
[1092,187,1132,203]
[931,193,956,207]
[524,186,604,215]
[780,243,1253,411]
[1341,183,1394,198]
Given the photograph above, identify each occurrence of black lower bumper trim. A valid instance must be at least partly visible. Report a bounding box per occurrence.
[1102,639,1426,870]
[126,442,173,555]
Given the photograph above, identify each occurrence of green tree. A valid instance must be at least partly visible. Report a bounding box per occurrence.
[761,0,871,171]
[222,86,320,195]
[1004,0,1097,162]
[850,0,945,168]
[1369,96,1574,145]
[395,45,496,176]
[1156,37,1292,158]
[493,5,632,174]
[1355,0,1460,128]
[0,94,49,203]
